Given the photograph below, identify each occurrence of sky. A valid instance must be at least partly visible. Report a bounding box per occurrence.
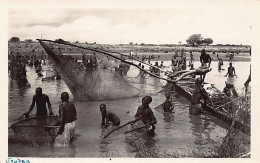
[7,0,259,45]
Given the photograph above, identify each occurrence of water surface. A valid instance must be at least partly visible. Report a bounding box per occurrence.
[8,61,250,157]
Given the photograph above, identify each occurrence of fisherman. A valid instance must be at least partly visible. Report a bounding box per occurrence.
[189,63,194,70]
[172,55,178,73]
[100,104,120,128]
[229,52,234,62]
[218,57,223,71]
[54,92,77,147]
[163,92,174,113]
[200,49,211,67]
[223,81,238,97]
[190,51,194,64]
[160,61,164,68]
[178,57,186,70]
[153,62,160,75]
[92,57,97,68]
[189,77,215,115]
[134,96,157,136]
[225,63,237,77]
[24,87,54,117]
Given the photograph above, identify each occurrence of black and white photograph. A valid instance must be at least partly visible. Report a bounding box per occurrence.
[1,0,260,162]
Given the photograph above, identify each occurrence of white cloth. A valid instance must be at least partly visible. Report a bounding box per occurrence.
[54,121,76,147]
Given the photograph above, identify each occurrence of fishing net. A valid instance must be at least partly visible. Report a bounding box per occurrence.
[10,115,60,145]
[102,122,133,139]
[39,40,169,100]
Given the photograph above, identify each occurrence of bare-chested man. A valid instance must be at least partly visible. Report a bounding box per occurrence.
[134,96,157,136]
[54,92,77,147]
[189,78,215,115]
[225,63,237,77]
[172,55,179,73]
[200,49,211,67]
[163,92,174,113]
[100,104,120,128]
[24,87,53,117]
[223,82,238,97]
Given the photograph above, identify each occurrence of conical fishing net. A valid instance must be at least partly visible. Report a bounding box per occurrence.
[9,115,60,145]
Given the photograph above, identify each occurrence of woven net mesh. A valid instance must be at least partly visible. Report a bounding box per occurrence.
[10,116,59,145]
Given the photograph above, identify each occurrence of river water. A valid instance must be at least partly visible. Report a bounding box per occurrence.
[8,61,250,157]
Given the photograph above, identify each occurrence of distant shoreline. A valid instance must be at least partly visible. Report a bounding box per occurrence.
[8,41,251,62]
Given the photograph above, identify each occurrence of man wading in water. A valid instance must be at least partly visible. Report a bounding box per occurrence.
[134,96,157,136]
[189,78,215,115]
[225,63,237,77]
[24,87,54,117]
[54,92,77,147]
[163,92,174,113]
[200,49,211,67]
[100,104,120,128]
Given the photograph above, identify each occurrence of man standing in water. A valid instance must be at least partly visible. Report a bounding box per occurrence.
[190,51,194,64]
[200,49,211,67]
[189,78,215,115]
[225,63,237,77]
[172,55,179,73]
[100,104,120,128]
[223,82,238,97]
[24,87,54,117]
[54,92,77,147]
[163,92,174,113]
[218,58,224,71]
[134,96,157,136]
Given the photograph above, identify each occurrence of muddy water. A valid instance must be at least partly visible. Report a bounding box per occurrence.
[8,61,250,157]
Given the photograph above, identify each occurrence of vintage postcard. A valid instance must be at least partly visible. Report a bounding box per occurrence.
[1,0,260,163]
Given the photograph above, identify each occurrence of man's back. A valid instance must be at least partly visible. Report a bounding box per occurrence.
[33,94,49,116]
[106,111,120,123]
[191,86,206,105]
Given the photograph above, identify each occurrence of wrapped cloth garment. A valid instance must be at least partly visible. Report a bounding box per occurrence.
[54,121,76,147]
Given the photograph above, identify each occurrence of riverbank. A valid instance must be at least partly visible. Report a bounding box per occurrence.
[8,41,251,62]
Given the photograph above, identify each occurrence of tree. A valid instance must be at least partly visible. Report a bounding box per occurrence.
[55,38,69,43]
[25,39,33,43]
[186,34,203,46]
[202,38,213,45]
[129,42,134,45]
[9,37,20,43]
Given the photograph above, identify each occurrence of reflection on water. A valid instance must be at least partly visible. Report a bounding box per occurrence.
[8,61,250,157]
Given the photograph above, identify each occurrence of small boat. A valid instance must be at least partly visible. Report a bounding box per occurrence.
[9,115,60,144]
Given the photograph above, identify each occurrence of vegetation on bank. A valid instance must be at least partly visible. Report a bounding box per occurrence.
[8,38,251,63]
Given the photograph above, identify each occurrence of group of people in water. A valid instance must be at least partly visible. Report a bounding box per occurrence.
[22,86,158,146]
[8,52,29,86]
[13,46,250,148]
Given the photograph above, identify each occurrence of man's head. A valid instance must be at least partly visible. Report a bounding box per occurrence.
[142,96,152,105]
[60,92,69,102]
[195,77,203,85]
[100,104,106,113]
[229,63,232,67]
[35,87,42,96]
